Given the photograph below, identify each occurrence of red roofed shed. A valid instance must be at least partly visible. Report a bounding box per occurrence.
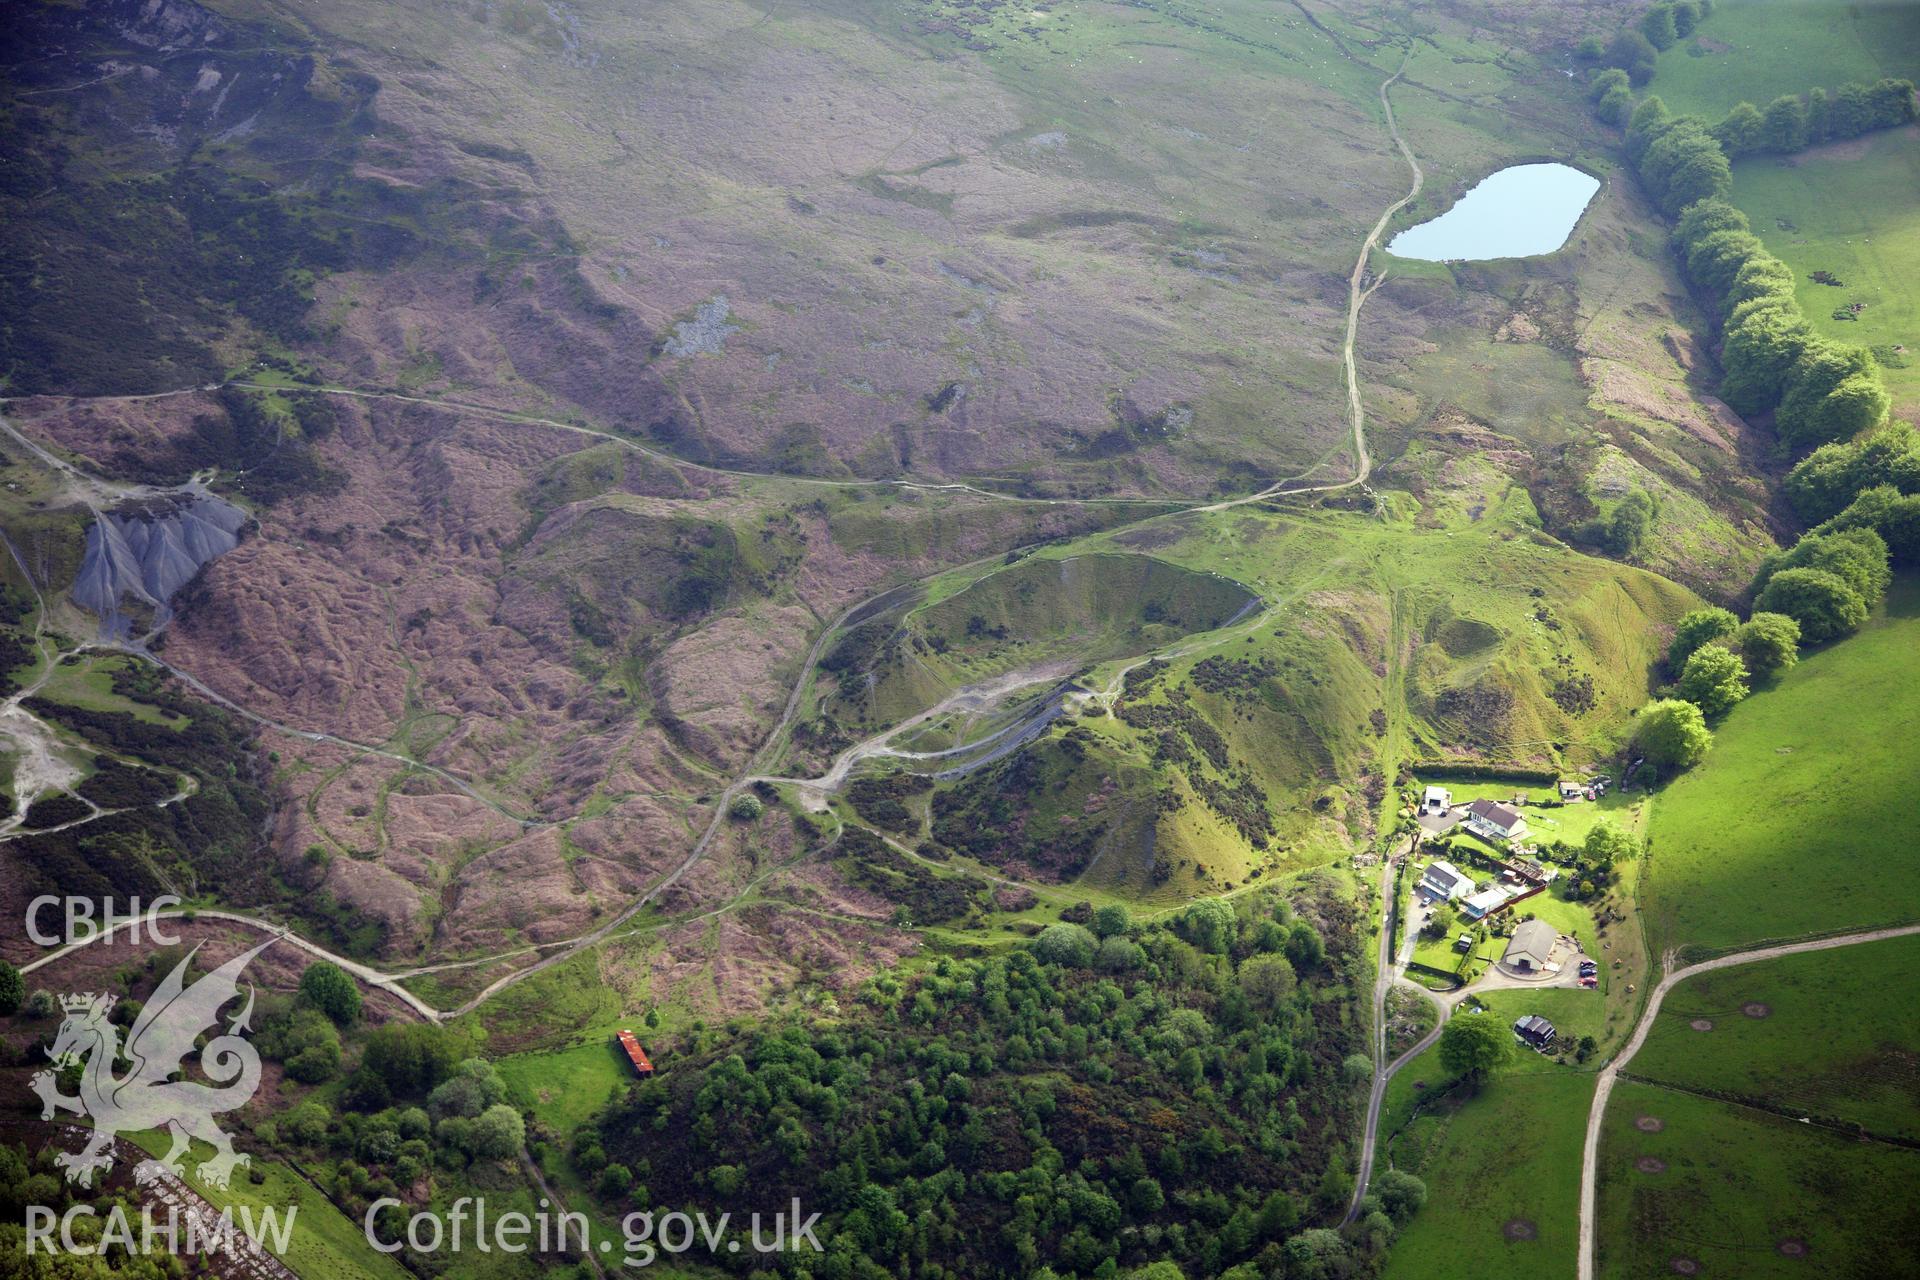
[616,1029,655,1076]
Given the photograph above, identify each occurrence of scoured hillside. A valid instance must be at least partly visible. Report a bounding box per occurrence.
[900,487,1695,904]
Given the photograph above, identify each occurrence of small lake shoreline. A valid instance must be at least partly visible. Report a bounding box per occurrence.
[1386,160,1603,263]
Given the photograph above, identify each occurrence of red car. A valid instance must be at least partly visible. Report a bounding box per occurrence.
[1578,976,1598,988]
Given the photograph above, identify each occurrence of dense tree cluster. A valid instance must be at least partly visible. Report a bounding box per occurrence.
[1712,78,1917,158]
[1783,426,1920,565]
[1,1144,183,1279]
[267,1051,532,1239]
[1586,9,1908,456]
[1659,190,1891,447]
[1751,526,1890,644]
[589,887,1391,1279]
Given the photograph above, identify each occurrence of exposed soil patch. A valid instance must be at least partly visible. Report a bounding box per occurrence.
[1742,1001,1772,1019]
[1635,1115,1666,1133]
[1501,1218,1537,1242]
[1689,1018,1714,1032]
[1776,1238,1809,1258]
[1636,1156,1669,1175]
[1669,1259,1700,1276]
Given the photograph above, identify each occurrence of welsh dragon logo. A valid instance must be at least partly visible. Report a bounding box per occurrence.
[31,938,276,1190]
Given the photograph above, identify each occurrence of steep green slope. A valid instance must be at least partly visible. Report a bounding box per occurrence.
[1729,126,1920,416]
[1642,576,1920,955]
[901,486,1696,905]
[819,552,1256,737]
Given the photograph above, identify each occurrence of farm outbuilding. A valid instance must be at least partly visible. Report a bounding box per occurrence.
[1513,1015,1556,1049]
[1502,919,1561,973]
[616,1029,655,1077]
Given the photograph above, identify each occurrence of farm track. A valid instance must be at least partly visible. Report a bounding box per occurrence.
[1576,923,1920,1280]
[7,46,1416,1024]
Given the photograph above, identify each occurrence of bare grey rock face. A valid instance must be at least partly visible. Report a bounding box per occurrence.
[73,495,247,638]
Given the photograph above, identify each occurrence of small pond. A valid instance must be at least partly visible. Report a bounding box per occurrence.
[1387,162,1600,262]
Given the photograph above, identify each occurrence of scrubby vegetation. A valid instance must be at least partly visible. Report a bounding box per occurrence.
[839,825,985,925]
[930,730,1120,882]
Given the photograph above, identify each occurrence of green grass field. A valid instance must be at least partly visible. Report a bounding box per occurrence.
[1641,577,1920,956]
[1470,989,1609,1073]
[1732,125,1920,415]
[498,1038,635,1139]
[36,653,189,728]
[1628,932,1920,1139]
[1596,1081,1920,1279]
[129,1133,410,1280]
[1650,0,1920,120]
[1381,1050,1595,1280]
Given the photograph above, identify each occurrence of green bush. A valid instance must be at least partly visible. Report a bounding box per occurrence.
[0,961,21,1017]
[1033,922,1098,967]
[1635,698,1714,769]
[1754,568,1869,645]
[1678,644,1749,717]
[1734,612,1801,678]
[1667,606,1738,672]
[298,960,361,1026]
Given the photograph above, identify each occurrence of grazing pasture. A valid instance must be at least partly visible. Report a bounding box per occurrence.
[1381,1051,1594,1279]
[1640,577,1920,956]
[1731,125,1920,415]
[1596,1081,1920,1279]
[1650,0,1920,119]
[1627,931,1920,1140]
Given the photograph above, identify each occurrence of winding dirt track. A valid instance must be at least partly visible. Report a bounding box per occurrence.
[1576,923,1920,1280]
[6,47,1420,1023]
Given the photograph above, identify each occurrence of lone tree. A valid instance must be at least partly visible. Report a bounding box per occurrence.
[1734,611,1800,678]
[1422,902,1460,940]
[299,960,361,1026]
[1678,644,1750,716]
[1583,819,1640,865]
[0,959,21,1017]
[1438,1013,1515,1089]
[1635,698,1714,770]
